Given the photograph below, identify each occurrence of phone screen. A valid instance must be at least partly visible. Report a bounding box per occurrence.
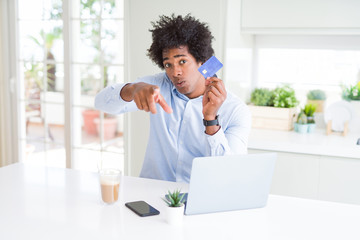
[125,201,160,217]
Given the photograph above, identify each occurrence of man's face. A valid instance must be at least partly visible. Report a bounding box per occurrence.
[162,46,205,99]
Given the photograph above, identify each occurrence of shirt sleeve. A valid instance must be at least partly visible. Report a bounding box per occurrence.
[94,83,138,114]
[205,102,251,156]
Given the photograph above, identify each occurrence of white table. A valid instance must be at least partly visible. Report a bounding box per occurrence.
[1,163,360,240]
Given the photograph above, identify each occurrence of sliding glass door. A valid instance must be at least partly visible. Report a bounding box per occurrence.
[17,0,124,171]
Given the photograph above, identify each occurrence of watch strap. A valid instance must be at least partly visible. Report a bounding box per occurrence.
[203,115,219,126]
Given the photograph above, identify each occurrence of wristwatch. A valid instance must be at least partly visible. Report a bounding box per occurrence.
[203,115,219,126]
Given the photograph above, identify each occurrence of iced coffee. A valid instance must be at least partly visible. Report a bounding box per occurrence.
[99,169,121,204]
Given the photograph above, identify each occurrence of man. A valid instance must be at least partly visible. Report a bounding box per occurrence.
[95,14,251,183]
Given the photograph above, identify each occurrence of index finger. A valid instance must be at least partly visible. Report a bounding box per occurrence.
[147,94,157,114]
[155,95,173,114]
[153,88,173,114]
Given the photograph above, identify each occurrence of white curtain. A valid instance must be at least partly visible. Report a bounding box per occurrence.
[0,0,6,167]
[0,39,7,166]
[0,71,9,167]
[0,0,15,167]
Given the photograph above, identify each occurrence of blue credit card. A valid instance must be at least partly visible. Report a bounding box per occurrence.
[198,56,223,79]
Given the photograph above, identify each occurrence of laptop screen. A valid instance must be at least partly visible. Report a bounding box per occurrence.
[184,153,277,215]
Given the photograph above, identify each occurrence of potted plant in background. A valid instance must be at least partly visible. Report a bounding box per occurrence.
[250,88,274,107]
[82,109,100,135]
[272,85,299,108]
[307,89,326,113]
[94,113,118,140]
[162,189,186,226]
[294,111,308,134]
[342,82,360,118]
[249,85,299,131]
[342,82,360,101]
[304,103,317,133]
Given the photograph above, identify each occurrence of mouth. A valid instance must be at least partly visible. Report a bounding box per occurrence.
[175,80,185,88]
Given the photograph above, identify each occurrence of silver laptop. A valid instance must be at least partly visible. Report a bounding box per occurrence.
[184,153,277,215]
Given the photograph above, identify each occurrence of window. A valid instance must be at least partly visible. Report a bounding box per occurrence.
[17,0,124,171]
[254,35,360,106]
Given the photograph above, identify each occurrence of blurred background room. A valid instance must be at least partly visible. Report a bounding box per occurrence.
[1,0,360,205]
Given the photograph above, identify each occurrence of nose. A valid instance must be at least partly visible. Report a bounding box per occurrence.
[172,64,182,77]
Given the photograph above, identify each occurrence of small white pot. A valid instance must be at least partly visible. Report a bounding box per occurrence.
[166,204,184,226]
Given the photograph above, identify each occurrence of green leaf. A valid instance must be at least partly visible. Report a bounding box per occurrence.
[178,193,185,204]
[163,189,185,207]
[162,197,171,207]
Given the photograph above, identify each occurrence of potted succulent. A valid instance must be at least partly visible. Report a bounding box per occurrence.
[304,103,317,133]
[307,89,326,112]
[272,85,299,108]
[162,189,186,226]
[342,82,360,117]
[249,85,299,131]
[294,111,308,134]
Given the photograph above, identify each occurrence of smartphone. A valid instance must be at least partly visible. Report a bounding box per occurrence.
[125,201,160,217]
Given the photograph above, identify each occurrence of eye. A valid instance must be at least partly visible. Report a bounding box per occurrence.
[164,63,171,68]
[180,60,186,65]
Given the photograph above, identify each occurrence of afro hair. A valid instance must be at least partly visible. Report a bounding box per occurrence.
[147,14,214,69]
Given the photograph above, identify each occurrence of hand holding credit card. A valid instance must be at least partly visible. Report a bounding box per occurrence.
[198,56,223,79]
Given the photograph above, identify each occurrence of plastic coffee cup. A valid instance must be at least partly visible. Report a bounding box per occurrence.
[99,169,121,204]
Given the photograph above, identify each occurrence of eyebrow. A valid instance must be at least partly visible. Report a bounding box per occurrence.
[162,54,187,62]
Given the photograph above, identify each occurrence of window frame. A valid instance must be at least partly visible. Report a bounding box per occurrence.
[6,0,126,170]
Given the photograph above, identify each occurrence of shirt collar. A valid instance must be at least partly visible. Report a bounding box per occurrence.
[165,73,203,102]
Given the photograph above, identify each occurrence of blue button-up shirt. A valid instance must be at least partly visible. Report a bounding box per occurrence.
[95,73,251,183]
